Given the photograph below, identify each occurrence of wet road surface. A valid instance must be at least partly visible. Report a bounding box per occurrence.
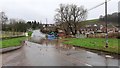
[1,30,119,66]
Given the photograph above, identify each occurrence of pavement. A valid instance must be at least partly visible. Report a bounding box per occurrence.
[0,45,22,53]
[1,30,120,67]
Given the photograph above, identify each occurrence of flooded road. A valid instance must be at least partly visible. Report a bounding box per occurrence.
[2,30,119,66]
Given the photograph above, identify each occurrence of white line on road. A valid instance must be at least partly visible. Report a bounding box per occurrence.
[105,55,113,58]
[85,63,93,67]
[87,51,96,55]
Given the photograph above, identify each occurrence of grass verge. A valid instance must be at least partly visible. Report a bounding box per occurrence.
[63,38,120,54]
[0,37,27,48]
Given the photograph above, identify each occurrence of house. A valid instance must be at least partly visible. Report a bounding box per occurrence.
[79,24,103,34]
[41,24,56,33]
[79,23,119,35]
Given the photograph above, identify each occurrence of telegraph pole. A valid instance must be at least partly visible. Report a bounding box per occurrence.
[46,18,48,32]
[45,18,48,39]
[45,18,48,46]
[105,0,108,48]
[46,18,47,27]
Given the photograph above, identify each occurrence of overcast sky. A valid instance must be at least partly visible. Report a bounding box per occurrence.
[0,0,119,24]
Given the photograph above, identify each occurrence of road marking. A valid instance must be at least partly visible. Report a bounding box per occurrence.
[85,63,92,67]
[105,55,113,58]
[87,51,96,55]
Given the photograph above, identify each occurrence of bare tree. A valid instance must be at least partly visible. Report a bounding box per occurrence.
[54,4,87,35]
[0,12,8,30]
[0,12,8,24]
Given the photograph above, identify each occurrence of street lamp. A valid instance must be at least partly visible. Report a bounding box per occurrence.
[105,0,108,48]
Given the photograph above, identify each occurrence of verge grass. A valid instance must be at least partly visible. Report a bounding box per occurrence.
[63,38,119,54]
[0,37,26,48]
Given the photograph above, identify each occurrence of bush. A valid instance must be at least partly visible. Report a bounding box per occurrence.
[28,31,33,36]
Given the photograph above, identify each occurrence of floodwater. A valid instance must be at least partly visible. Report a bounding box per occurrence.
[1,30,120,66]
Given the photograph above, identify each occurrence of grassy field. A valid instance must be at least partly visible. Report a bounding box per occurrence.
[63,38,119,54]
[0,37,27,48]
[80,19,99,26]
[80,19,118,27]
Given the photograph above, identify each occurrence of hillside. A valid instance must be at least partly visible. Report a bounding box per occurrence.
[80,19,118,27]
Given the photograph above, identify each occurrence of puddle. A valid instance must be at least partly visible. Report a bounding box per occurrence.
[29,36,119,59]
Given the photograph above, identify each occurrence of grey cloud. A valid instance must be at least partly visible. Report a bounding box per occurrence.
[0,0,119,23]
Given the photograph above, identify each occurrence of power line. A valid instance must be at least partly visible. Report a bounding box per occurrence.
[88,0,111,11]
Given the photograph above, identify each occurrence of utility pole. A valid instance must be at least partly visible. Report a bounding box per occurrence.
[46,18,47,31]
[45,18,48,39]
[105,0,108,48]
[45,18,48,46]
